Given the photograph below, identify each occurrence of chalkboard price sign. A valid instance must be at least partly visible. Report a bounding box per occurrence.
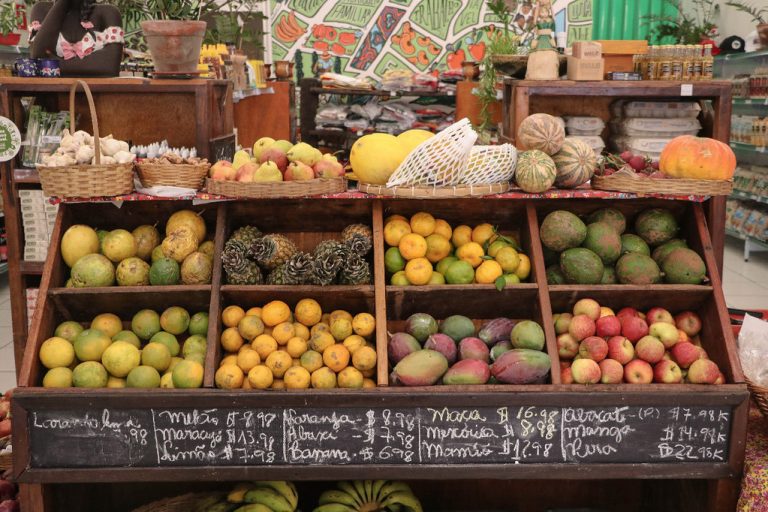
[28,404,731,469]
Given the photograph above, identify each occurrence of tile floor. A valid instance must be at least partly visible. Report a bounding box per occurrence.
[0,237,764,393]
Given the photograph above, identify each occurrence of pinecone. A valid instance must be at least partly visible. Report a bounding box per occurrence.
[282,251,314,285]
[222,239,263,285]
[266,265,288,285]
[339,252,372,285]
[230,225,262,246]
[341,223,373,256]
[249,233,297,270]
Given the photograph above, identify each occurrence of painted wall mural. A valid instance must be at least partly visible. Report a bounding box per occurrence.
[267,0,593,82]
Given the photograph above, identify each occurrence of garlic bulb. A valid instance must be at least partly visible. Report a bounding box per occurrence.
[94,155,117,165]
[73,130,92,145]
[99,137,125,157]
[60,129,76,150]
[113,150,135,164]
[75,145,95,164]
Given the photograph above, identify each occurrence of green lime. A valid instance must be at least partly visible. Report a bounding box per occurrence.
[390,270,410,286]
[428,272,445,285]
[384,247,406,274]
[436,256,459,276]
[444,260,475,284]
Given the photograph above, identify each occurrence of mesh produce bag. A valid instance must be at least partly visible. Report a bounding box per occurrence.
[386,118,477,187]
[464,144,517,185]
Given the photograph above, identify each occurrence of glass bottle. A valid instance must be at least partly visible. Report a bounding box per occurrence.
[671,45,683,81]
[702,44,714,81]
[692,45,703,81]
[659,45,672,80]
[683,45,695,81]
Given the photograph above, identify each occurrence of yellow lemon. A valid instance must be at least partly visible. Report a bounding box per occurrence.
[352,313,376,337]
[330,317,353,342]
[248,364,273,389]
[384,219,412,247]
[351,345,377,371]
[109,375,127,388]
[456,242,485,268]
[293,322,310,340]
[404,257,433,285]
[495,246,521,273]
[433,219,452,240]
[245,307,262,317]
[252,334,278,360]
[286,336,309,358]
[262,300,291,327]
[215,364,244,389]
[39,336,76,369]
[311,367,337,389]
[410,212,436,237]
[300,350,324,372]
[337,367,364,389]
[343,335,366,354]
[398,233,428,260]
[220,327,244,352]
[272,322,295,345]
[236,348,261,372]
[43,367,73,388]
[222,305,245,328]
[425,234,452,263]
[515,253,531,281]
[451,225,472,247]
[391,270,410,286]
[323,344,350,372]
[284,366,311,389]
[237,314,265,341]
[472,223,497,246]
[294,298,322,326]
[475,260,503,284]
[265,350,293,378]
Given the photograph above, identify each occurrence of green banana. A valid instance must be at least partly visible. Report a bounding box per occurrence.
[312,504,357,512]
[253,481,298,510]
[381,491,423,512]
[353,481,368,504]
[243,488,293,512]
[377,482,412,502]
[193,495,227,512]
[203,504,239,512]
[371,480,387,502]
[234,505,273,512]
[363,480,374,503]
[228,484,252,504]
[318,490,361,508]
[337,481,364,507]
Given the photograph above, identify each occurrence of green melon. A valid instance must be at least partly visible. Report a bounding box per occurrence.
[601,266,617,284]
[546,264,567,284]
[515,150,557,193]
[553,138,596,189]
[517,113,565,155]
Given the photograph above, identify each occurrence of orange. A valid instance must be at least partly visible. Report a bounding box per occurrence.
[215,364,244,389]
[495,246,520,273]
[385,214,408,225]
[337,367,364,388]
[271,379,285,390]
[311,367,337,389]
[247,364,273,389]
[383,219,411,247]
[283,366,311,389]
[265,350,293,378]
[291,358,302,367]
[428,272,445,284]
[361,367,376,378]
[237,315,265,341]
[300,350,324,373]
[390,271,410,286]
[310,322,330,337]
[343,335,366,354]
[487,239,512,258]
[410,212,436,237]
[309,331,335,353]
[330,317,353,342]
[236,348,261,372]
[294,298,322,326]
[475,260,503,284]
[262,300,291,327]
[252,334,278,360]
[352,313,376,337]
[363,378,377,389]
[241,377,252,389]
[451,225,472,247]
[220,327,244,352]
[404,257,433,285]
[272,322,295,345]
[425,234,452,263]
[293,322,310,341]
[220,354,238,367]
[433,218,452,240]
[286,336,309,358]
[472,223,496,245]
[351,345,377,371]
[456,242,485,268]
[321,313,332,325]
[323,344,351,372]
[222,305,245,327]
[398,233,427,260]
[514,254,531,281]
[329,310,353,324]
[245,307,262,317]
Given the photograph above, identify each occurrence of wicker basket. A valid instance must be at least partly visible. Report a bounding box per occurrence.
[137,162,211,189]
[131,492,224,512]
[591,168,733,196]
[746,378,768,417]
[359,182,509,198]
[36,80,134,198]
[206,177,346,198]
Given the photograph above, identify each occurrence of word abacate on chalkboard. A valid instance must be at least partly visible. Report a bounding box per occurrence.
[29,405,730,468]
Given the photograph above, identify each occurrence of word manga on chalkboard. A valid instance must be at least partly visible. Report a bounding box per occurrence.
[28,405,730,468]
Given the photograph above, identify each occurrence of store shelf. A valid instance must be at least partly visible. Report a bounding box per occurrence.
[310,86,454,98]
[731,189,768,205]
[13,167,40,184]
[730,142,768,155]
[726,228,768,249]
[0,262,8,275]
[732,98,768,108]
[20,261,44,275]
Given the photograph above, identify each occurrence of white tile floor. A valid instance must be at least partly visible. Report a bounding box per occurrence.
[0,237,764,393]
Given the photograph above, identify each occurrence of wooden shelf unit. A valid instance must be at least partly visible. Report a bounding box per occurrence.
[12,196,748,512]
[0,77,234,376]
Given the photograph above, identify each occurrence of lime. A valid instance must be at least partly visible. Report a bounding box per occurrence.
[436,256,459,276]
[126,365,161,388]
[444,260,475,284]
[54,321,84,342]
[188,312,209,336]
[384,247,406,274]
[150,331,180,356]
[428,272,445,285]
[390,270,410,286]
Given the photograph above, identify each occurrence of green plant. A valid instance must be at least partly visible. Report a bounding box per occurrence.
[725,1,768,24]
[486,0,512,39]
[0,1,27,37]
[643,0,717,44]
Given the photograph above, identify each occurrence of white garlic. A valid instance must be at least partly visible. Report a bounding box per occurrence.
[113,150,135,164]
[73,130,91,145]
[75,145,95,164]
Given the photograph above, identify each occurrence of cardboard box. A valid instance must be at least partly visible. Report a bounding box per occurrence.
[567,56,605,81]
[594,40,648,74]
[573,41,602,59]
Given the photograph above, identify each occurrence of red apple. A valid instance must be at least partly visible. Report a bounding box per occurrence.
[607,336,635,365]
[573,298,601,320]
[554,313,573,335]
[559,360,570,370]
[599,359,624,384]
[653,359,683,383]
[621,315,649,343]
[699,347,709,360]
[714,372,726,385]
[557,333,579,360]
[624,359,653,384]
[677,329,691,345]
[687,359,720,384]
[210,160,236,180]
[561,365,574,384]
[568,314,596,342]
[646,307,674,325]
[617,307,641,320]
[596,315,621,338]
[635,335,665,364]
[671,341,703,369]
[571,359,601,384]
[675,311,702,337]
[235,162,258,182]
[259,147,289,171]
[600,307,615,318]
[628,155,647,171]
[649,322,680,349]
[578,336,609,362]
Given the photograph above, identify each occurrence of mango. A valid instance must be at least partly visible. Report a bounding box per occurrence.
[458,337,490,363]
[393,349,448,386]
[388,332,421,364]
[405,313,438,343]
[424,333,457,364]
[478,318,516,346]
[491,349,551,384]
[511,320,545,351]
[442,359,491,385]
[440,315,475,342]
[490,340,512,361]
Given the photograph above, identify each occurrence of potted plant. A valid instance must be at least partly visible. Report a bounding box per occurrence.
[643,0,718,44]
[0,1,26,46]
[725,1,768,47]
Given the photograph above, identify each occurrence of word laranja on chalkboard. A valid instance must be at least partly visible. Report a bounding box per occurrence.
[28,404,731,469]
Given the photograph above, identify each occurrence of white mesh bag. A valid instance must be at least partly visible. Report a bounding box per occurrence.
[464,144,517,185]
[386,118,477,187]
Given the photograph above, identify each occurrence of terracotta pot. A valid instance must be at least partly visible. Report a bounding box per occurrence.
[758,24,768,48]
[141,20,207,74]
[274,60,291,79]
[462,61,480,80]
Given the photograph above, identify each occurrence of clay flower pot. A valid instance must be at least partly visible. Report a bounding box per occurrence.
[462,61,480,80]
[141,20,207,74]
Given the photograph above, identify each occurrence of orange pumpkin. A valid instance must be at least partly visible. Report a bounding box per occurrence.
[659,135,736,180]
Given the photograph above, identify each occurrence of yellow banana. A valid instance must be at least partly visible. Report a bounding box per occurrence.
[243,488,293,512]
[382,491,423,512]
[252,481,298,510]
[337,482,364,507]
[312,504,357,512]
[228,483,252,504]
[318,490,360,508]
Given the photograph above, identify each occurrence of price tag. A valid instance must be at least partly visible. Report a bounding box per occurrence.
[495,90,504,100]
[448,90,454,96]
[745,99,752,104]
[356,130,363,137]
[390,91,398,98]
[680,84,693,97]
[0,117,21,162]
[41,136,61,144]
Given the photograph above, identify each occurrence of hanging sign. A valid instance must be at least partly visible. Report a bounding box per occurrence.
[0,117,22,162]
